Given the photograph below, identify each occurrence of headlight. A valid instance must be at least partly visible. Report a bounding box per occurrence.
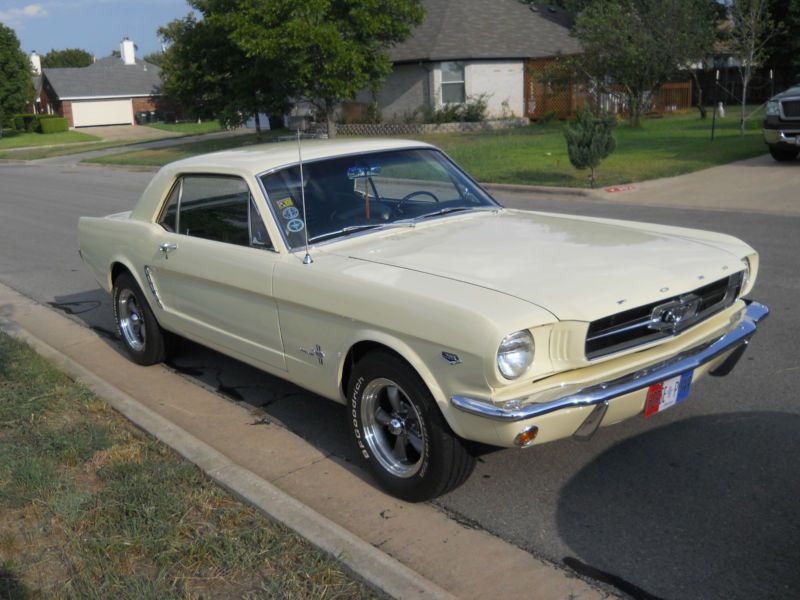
[766,101,779,116]
[740,257,751,293]
[497,330,534,380]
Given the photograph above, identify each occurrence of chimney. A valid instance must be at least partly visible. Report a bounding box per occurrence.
[120,37,136,65]
[30,51,41,75]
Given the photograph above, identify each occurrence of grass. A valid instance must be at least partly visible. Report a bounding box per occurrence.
[0,139,144,161]
[86,130,289,166]
[0,332,376,599]
[0,129,100,150]
[87,107,768,188]
[147,120,224,134]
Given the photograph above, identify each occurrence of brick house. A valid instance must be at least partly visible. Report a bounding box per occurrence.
[35,38,172,128]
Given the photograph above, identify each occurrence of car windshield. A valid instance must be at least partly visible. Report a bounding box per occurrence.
[259,148,499,249]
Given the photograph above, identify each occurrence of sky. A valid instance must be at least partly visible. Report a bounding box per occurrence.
[0,0,194,59]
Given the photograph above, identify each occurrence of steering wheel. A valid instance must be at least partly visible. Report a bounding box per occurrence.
[396,190,440,213]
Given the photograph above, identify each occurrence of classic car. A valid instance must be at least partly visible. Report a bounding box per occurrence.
[78,138,768,501]
[764,84,800,161]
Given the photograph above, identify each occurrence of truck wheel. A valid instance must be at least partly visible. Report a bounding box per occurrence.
[112,272,174,365]
[768,145,799,162]
[347,351,475,501]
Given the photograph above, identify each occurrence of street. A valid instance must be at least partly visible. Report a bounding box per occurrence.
[0,158,798,600]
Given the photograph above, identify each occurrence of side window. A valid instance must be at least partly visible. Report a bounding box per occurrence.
[158,175,273,249]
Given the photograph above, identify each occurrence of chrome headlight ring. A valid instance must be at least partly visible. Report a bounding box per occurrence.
[497,330,535,380]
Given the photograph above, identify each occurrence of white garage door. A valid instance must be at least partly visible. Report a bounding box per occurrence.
[72,99,133,127]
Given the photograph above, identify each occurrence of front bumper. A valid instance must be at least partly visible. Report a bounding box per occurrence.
[763,128,800,146]
[451,301,768,443]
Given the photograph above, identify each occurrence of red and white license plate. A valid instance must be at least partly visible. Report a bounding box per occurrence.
[644,371,693,418]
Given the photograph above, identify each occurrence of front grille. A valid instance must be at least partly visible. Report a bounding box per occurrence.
[782,99,800,119]
[585,273,743,360]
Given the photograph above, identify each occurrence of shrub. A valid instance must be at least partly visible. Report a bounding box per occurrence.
[563,108,616,188]
[423,94,489,124]
[40,117,69,134]
[14,113,37,132]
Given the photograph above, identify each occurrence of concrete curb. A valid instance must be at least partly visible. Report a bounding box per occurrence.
[0,317,456,600]
[482,181,592,197]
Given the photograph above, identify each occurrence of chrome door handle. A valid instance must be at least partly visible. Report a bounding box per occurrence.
[159,243,177,258]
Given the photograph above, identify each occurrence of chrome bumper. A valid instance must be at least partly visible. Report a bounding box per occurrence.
[451,301,769,424]
[763,128,800,145]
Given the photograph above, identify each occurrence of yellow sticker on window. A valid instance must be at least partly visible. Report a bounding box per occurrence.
[276,198,294,209]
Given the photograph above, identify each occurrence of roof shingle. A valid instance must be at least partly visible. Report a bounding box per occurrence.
[389,0,581,63]
[44,57,162,100]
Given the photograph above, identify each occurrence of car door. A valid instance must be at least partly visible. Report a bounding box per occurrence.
[149,174,286,371]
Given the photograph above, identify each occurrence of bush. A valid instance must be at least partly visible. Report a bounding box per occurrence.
[461,94,489,122]
[39,117,69,134]
[423,94,489,124]
[563,108,616,188]
[14,113,37,132]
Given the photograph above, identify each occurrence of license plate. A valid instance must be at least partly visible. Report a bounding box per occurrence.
[644,371,693,418]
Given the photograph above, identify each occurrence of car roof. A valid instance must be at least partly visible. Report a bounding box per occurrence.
[163,137,437,177]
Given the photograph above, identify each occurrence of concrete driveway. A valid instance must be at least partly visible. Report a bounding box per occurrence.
[73,124,181,142]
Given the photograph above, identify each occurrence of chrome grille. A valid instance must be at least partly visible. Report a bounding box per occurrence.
[585,273,743,360]
[782,99,800,119]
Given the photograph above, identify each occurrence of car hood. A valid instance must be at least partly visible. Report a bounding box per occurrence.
[336,210,745,322]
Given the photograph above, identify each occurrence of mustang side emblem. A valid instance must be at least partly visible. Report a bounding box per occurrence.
[649,293,702,333]
[300,344,325,365]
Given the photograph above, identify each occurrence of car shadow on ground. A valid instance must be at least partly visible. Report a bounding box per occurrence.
[556,411,800,600]
[49,289,368,471]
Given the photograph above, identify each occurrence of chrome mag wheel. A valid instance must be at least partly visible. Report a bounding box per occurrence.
[361,378,426,478]
[117,289,147,352]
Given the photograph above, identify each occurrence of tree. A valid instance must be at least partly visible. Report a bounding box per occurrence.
[0,24,33,133]
[762,0,800,85]
[574,0,717,126]
[41,48,93,68]
[217,0,424,136]
[728,0,777,135]
[143,51,165,67]
[564,108,616,187]
[159,6,290,140]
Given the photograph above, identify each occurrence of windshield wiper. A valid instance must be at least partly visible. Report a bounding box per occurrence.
[307,222,413,244]
[414,206,498,221]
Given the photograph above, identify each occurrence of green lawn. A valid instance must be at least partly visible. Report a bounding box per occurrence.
[147,120,224,135]
[0,332,374,599]
[85,108,768,187]
[87,130,289,166]
[0,129,100,150]
[0,139,144,161]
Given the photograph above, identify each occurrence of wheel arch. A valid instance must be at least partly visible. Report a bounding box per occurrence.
[339,335,448,415]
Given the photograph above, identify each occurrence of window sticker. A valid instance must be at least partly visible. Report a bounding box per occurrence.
[276,197,294,209]
[286,219,305,233]
[282,206,300,220]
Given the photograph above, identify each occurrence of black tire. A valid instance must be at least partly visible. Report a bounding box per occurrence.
[112,271,174,365]
[347,351,475,501]
[768,145,799,162]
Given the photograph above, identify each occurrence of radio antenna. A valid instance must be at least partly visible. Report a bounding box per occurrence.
[296,130,313,265]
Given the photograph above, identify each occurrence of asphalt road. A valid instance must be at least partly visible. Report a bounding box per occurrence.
[1,160,798,600]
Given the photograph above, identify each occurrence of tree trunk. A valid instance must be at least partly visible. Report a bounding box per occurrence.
[740,71,749,136]
[691,71,706,119]
[590,166,597,188]
[326,104,337,138]
[254,111,263,142]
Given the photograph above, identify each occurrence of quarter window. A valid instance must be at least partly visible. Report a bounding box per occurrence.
[441,62,465,104]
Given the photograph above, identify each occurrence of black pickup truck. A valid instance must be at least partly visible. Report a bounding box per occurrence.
[763,85,800,161]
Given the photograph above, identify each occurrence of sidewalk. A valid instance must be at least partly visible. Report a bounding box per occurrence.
[0,282,610,600]
[489,153,800,217]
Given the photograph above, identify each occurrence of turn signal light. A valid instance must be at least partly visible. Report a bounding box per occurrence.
[514,426,539,448]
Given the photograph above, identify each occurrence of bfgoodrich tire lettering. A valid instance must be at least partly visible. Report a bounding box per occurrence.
[112,271,173,366]
[347,351,475,501]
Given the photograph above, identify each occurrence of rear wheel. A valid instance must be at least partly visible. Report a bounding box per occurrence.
[347,351,475,501]
[112,272,173,365]
[768,145,799,162]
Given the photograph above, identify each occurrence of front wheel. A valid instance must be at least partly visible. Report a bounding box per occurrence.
[768,145,799,162]
[112,272,174,365]
[347,351,475,501]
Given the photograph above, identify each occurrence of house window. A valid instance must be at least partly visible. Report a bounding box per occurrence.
[441,62,465,104]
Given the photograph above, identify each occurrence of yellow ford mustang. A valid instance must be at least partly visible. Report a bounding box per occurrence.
[79,139,768,501]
